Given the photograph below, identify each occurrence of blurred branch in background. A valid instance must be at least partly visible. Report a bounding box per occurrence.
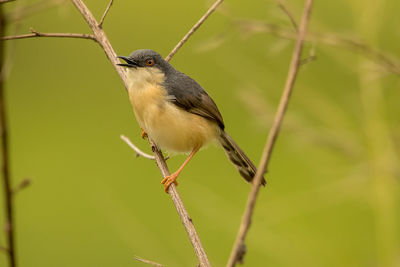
[236,20,400,76]
[133,255,164,267]
[277,0,298,32]
[357,2,400,266]
[11,179,31,195]
[237,86,362,159]
[227,0,314,266]
[0,4,16,267]
[5,0,67,22]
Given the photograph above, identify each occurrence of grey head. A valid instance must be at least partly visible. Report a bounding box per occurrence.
[117,49,174,74]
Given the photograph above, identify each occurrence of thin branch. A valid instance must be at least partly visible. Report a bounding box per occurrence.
[0,5,16,267]
[2,28,97,41]
[121,135,170,160]
[133,255,164,267]
[6,0,67,22]
[12,178,31,195]
[226,0,314,266]
[237,21,400,76]
[300,45,316,66]
[277,0,298,32]
[165,0,224,62]
[0,0,15,4]
[69,0,211,266]
[148,138,210,267]
[98,0,113,28]
[120,135,156,160]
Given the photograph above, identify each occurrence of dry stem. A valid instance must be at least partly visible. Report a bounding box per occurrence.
[0,5,16,267]
[2,28,96,41]
[226,0,314,266]
[165,0,224,62]
[237,21,400,76]
[120,135,156,160]
[277,0,298,31]
[133,255,164,267]
[98,0,113,28]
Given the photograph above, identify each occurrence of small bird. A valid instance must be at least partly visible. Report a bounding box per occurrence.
[118,49,266,192]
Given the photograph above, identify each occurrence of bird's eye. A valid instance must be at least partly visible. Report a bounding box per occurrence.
[146,58,155,66]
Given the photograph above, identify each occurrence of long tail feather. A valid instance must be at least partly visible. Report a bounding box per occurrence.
[218,131,266,186]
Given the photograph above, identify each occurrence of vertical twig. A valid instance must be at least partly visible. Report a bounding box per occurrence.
[277,0,298,32]
[165,0,224,62]
[0,5,16,267]
[226,0,314,266]
[98,0,113,28]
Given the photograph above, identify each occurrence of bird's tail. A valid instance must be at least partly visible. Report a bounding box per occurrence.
[218,131,266,186]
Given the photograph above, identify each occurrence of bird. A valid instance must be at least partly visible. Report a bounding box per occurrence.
[117,49,266,192]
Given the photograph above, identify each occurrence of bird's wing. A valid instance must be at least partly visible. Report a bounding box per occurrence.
[164,72,225,129]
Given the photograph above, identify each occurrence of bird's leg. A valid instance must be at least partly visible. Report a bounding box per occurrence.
[161,147,199,193]
[140,127,148,139]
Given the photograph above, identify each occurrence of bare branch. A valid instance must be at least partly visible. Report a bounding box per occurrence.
[226,0,314,266]
[0,0,15,4]
[148,138,210,267]
[0,5,16,267]
[237,21,400,76]
[277,0,298,31]
[133,255,164,267]
[300,45,316,66]
[98,0,113,28]
[120,135,156,160]
[6,0,67,22]
[12,178,31,195]
[165,0,224,62]
[2,27,97,41]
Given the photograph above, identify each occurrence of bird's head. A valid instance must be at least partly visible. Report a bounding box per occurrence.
[118,49,173,71]
[117,49,174,85]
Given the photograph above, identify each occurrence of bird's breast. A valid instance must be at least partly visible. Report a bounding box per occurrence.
[128,76,219,153]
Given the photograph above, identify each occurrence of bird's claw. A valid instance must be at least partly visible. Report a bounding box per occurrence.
[141,129,148,139]
[161,173,179,193]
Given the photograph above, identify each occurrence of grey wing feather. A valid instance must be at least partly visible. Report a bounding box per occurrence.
[163,71,225,129]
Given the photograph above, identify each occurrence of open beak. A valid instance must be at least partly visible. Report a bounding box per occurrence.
[117,56,139,68]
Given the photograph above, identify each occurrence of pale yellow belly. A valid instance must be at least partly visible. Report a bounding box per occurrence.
[129,84,219,153]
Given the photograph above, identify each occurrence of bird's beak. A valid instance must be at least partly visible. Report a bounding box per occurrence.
[117,56,139,68]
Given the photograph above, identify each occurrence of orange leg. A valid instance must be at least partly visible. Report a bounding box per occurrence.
[140,127,148,139]
[161,147,199,193]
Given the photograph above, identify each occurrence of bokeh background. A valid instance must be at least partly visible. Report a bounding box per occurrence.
[1,0,400,266]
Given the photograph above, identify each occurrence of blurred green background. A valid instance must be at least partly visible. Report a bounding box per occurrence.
[1,0,400,266]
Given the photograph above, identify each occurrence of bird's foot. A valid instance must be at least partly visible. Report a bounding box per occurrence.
[161,173,179,193]
[141,128,148,139]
